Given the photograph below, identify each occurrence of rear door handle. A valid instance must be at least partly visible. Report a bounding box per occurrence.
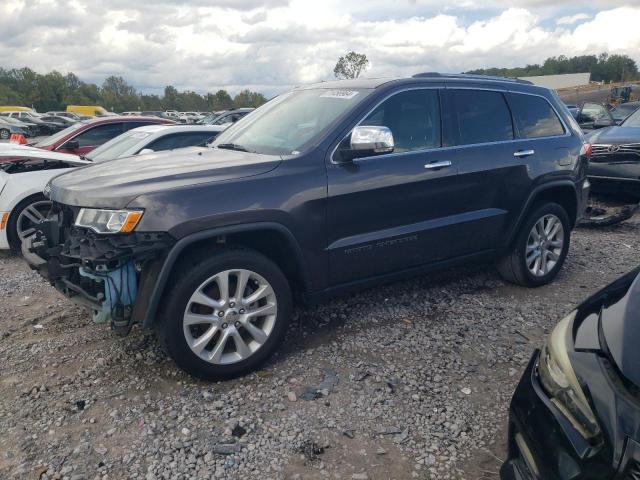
[513,149,535,158]
[424,160,452,170]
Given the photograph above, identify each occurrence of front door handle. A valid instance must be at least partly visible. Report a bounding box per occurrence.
[514,149,535,158]
[424,160,452,170]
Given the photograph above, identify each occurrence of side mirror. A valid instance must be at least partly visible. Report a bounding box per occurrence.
[338,126,394,162]
[138,148,154,155]
[593,117,615,129]
[62,140,79,150]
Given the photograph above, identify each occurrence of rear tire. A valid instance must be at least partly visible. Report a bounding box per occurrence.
[497,202,570,287]
[0,128,10,139]
[158,247,292,380]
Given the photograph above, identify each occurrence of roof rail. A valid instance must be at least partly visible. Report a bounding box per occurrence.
[412,72,533,85]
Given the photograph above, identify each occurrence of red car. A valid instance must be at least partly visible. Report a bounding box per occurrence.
[29,116,175,155]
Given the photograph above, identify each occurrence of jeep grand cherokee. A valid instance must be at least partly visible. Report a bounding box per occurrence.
[23,73,590,379]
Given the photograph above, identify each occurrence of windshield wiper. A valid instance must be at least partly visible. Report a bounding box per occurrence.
[216,143,250,152]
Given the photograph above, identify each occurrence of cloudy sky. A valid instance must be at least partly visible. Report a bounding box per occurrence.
[1,0,639,97]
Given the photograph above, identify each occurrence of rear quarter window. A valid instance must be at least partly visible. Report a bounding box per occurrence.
[507,93,565,138]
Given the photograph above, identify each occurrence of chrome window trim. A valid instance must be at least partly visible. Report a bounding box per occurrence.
[329,85,572,164]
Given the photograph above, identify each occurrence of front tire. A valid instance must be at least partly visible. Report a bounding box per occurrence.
[7,194,52,252]
[0,128,10,140]
[158,248,292,380]
[497,202,570,287]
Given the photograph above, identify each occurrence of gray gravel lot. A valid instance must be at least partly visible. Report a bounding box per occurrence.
[1,208,639,480]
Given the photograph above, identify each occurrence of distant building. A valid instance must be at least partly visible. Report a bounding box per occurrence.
[517,72,591,90]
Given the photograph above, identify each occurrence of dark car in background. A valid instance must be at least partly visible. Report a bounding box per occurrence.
[29,115,175,155]
[501,267,640,480]
[45,111,82,121]
[0,117,29,139]
[199,107,254,126]
[0,111,68,135]
[23,74,590,379]
[0,115,40,137]
[586,107,640,196]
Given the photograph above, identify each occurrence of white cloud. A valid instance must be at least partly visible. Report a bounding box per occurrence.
[556,13,591,25]
[0,1,639,97]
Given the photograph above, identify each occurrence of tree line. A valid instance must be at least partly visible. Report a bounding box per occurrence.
[0,67,268,113]
[466,53,639,82]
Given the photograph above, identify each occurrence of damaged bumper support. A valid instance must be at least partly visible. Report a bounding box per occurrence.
[22,208,173,334]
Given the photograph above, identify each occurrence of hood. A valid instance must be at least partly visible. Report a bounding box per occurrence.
[50,147,282,208]
[586,126,640,145]
[598,268,640,387]
[0,144,83,164]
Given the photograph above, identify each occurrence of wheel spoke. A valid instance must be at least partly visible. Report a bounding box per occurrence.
[190,290,222,309]
[22,205,45,224]
[548,222,561,239]
[210,329,231,363]
[544,216,556,236]
[243,284,273,305]
[230,329,251,358]
[235,270,250,301]
[526,249,540,266]
[547,249,559,261]
[549,240,563,248]
[246,303,276,319]
[18,227,36,239]
[184,312,217,326]
[540,251,548,274]
[217,271,230,303]
[243,321,268,344]
[190,325,218,354]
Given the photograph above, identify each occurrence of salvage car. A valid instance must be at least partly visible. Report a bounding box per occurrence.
[0,115,40,137]
[29,116,175,155]
[586,107,640,196]
[1,111,68,135]
[501,267,640,479]
[0,146,89,250]
[199,108,254,126]
[23,74,590,379]
[0,117,29,140]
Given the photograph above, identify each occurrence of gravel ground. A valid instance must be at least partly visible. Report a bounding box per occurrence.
[1,204,639,480]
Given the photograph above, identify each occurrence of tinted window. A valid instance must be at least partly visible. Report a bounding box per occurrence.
[449,90,513,145]
[361,89,441,153]
[124,121,155,131]
[508,93,564,138]
[74,123,124,147]
[145,132,217,151]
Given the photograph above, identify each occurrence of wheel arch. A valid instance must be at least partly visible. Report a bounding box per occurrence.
[140,222,311,328]
[506,180,578,247]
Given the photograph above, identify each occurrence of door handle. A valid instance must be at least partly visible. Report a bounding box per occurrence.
[424,160,452,170]
[513,149,535,158]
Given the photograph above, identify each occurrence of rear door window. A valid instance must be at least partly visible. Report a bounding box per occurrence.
[507,93,565,138]
[447,90,513,146]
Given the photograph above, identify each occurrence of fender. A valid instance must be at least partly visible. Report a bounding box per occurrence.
[505,179,579,247]
[140,222,310,328]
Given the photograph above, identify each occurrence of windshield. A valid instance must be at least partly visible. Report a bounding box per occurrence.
[34,122,85,147]
[86,130,152,162]
[212,88,371,155]
[614,104,640,122]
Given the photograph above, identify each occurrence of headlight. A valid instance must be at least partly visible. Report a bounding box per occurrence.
[538,310,601,439]
[75,208,143,234]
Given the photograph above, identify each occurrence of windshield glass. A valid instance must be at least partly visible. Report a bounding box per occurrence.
[86,130,152,161]
[213,88,371,155]
[622,108,640,127]
[34,122,85,147]
[613,104,640,121]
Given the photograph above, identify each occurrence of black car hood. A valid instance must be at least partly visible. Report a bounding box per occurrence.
[586,126,640,144]
[599,269,640,387]
[49,147,282,209]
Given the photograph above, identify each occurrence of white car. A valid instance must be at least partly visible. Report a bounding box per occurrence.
[0,125,225,250]
[0,147,89,250]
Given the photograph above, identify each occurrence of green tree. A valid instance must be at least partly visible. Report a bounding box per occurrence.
[233,89,267,108]
[334,51,369,79]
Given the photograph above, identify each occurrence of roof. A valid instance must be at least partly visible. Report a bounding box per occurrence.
[81,115,175,125]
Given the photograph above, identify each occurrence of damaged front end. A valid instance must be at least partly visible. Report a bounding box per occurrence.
[23,202,173,335]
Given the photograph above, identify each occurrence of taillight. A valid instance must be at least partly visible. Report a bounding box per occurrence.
[580,143,592,159]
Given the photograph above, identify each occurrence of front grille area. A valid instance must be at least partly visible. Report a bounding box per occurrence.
[591,144,640,163]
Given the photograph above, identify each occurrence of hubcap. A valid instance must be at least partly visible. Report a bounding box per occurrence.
[17,200,52,240]
[526,214,564,277]
[183,269,277,365]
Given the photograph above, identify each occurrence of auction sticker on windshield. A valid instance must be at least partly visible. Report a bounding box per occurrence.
[320,90,359,100]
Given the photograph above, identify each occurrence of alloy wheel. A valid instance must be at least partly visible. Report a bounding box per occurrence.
[183,269,277,365]
[526,214,564,277]
[17,200,52,240]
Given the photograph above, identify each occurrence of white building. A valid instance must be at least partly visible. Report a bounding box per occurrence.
[517,72,591,89]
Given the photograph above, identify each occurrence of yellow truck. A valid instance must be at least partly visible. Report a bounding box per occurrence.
[0,106,33,112]
[66,105,110,117]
